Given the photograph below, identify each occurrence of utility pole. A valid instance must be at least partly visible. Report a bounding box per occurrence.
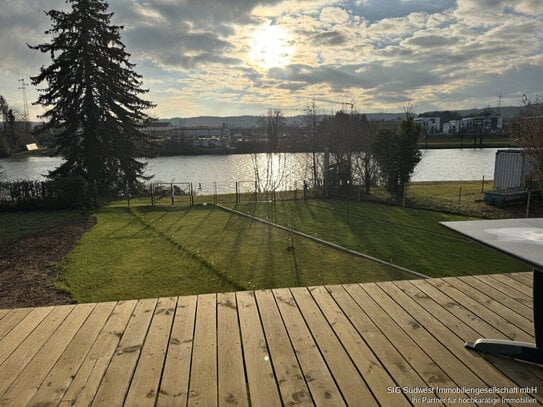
[18,79,30,130]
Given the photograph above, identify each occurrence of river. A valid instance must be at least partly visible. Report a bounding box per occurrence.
[0,148,499,190]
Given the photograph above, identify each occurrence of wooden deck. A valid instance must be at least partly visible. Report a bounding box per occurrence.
[1,272,542,406]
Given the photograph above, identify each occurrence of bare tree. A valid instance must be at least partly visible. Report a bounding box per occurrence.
[509,95,543,196]
[252,108,288,193]
[301,99,321,187]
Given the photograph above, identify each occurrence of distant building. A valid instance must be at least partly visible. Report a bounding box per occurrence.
[141,121,174,137]
[443,115,503,134]
[414,117,441,133]
[170,124,231,148]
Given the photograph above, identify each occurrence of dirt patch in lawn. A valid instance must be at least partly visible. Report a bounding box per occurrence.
[0,216,96,309]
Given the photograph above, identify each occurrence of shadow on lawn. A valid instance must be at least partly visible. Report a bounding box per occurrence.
[126,206,247,291]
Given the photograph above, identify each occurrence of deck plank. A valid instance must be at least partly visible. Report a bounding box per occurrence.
[344,282,460,400]
[429,278,533,342]
[273,288,346,407]
[410,279,543,396]
[125,297,177,406]
[0,306,53,366]
[506,272,533,287]
[255,289,312,406]
[493,273,532,296]
[0,307,34,340]
[27,302,116,407]
[0,304,74,397]
[363,283,492,401]
[156,295,197,407]
[310,285,411,406]
[59,300,137,406]
[92,298,158,406]
[1,303,96,406]
[326,284,435,407]
[388,280,541,402]
[188,293,218,407]
[217,292,248,407]
[443,277,533,331]
[0,272,541,406]
[237,290,282,406]
[473,274,532,308]
[290,286,378,406]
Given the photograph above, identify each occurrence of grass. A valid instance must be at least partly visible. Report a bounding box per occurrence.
[57,204,410,303]
[0,210,88,246]
[227,199,530,278]
[3,180,535,303]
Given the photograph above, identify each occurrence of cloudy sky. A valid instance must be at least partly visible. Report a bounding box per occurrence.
[2,0,543,120]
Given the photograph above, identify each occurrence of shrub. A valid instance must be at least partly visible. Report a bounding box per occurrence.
[0,176,90,210]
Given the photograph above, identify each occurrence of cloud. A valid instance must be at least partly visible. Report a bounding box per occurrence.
[352,0,456,21]
[2,0,543,119]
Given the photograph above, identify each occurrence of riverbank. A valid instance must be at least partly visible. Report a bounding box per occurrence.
[3,133,515,159]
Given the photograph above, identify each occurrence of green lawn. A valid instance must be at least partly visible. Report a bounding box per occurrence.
[57,204,410,303]
[3,186,533,304]
[228,199,530,278]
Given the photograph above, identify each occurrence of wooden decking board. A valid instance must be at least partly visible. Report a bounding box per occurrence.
[0,307,34,341]
[124,297,177,406]
[27,301,117,407]
[0,272,542,406]
[461,275,533,322]
[156,295,197,407]
[60,300,137,406]
[187,293,218,407]
[343,283,459,400]
[472,274,532,309]
[1,303,96,406]
[290,287,378,406]
[273,288,346,407]
[254,289,313,406]
[362,283,491,401]
[409,278,543,403]
[0,306,53,366]
[388,280,538,402]
[506,272,533,287]
[217,292,248,407]
[309,285,412,406]
[401,279,539,386]
[428,278,533,342]
[441,277,533,332]
[236,290,282,406]
[326,284,436,407]
[493,273,532,296]
[0,304,74,396]
[91,298,158,406]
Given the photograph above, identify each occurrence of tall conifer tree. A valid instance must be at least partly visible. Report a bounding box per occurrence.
[30,0,156,195]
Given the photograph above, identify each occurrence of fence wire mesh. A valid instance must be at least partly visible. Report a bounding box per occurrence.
[124,179,324,207]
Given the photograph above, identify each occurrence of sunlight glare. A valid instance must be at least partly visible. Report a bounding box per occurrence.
[249,24,294,70]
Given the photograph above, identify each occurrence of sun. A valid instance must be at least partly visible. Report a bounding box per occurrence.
[249,24,294,70]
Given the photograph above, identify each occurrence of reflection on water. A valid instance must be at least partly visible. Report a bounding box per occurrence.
[0,148,499,188]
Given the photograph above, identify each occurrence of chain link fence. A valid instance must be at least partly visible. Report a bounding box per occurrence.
[124,179,324,207]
